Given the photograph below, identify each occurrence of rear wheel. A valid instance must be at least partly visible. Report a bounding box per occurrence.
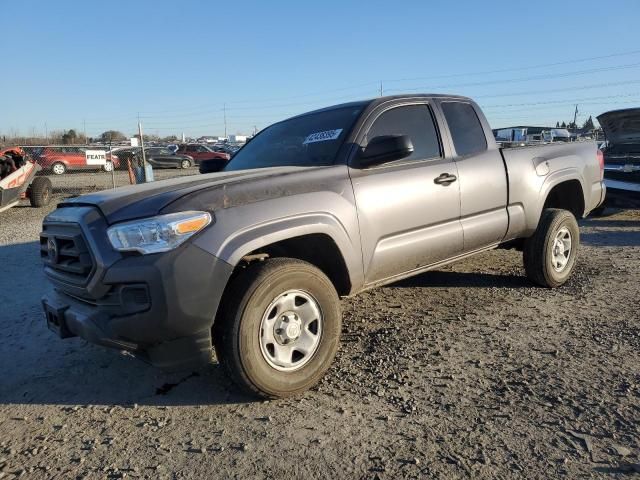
[523,208,579,287]
[103,161,114,172]
[51,162,66,175]
[214,258,341,398]
[29,177,53,207]
[180,159,191,169]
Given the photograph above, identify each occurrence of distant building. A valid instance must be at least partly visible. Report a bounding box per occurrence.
[197,136,219,143]
[228,135,248,143]
[493,126,571,143]
[493,126,550,142]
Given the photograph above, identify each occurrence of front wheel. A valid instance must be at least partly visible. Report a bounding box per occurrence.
[180,159,191,169]
[103,161,114,172]
[523,208,580,287]
[214,258,341,398]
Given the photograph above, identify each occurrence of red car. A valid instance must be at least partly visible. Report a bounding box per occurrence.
[38,147,119,175]
[177,144,230,171]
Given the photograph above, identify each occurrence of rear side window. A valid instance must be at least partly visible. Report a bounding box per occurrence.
[441,102,487,156]
[366,104,441,162]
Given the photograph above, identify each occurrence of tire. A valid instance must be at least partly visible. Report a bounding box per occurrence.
[214,258,341,398]
[180,159,191,169]
[103,161,114,172]
[523,208,580,288]
[29,177,53,207]
[51,162,66,175]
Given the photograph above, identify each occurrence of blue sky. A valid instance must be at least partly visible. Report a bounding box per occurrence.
[2,0,640,138]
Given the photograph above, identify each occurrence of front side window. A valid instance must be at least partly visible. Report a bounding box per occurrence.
[441,102,487,157]
[225,105,363,171]
[365,104,441,162]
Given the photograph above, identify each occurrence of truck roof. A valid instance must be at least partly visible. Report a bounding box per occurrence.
[291,93,473,119]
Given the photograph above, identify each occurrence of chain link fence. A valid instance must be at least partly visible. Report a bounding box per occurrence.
[12,144,204,200]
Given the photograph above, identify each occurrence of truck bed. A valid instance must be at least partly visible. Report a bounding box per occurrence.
[498,140,603,239]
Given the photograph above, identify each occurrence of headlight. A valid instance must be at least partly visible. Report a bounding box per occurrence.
[107,211,212,254]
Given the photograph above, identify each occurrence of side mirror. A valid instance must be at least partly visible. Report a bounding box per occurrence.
[358,135,414,168]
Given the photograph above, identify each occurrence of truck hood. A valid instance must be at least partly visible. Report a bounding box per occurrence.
[59,166,310,224]
[597,108,640,145]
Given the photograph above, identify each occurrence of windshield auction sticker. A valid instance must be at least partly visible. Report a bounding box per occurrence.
[303,129,343,144]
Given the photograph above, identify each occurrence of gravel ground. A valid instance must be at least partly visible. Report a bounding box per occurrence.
[0,199,638,479]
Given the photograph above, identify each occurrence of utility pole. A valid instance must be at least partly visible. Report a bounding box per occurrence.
[138,114,148,183]
[83,118,87,144]
[573,104,579,130]
[223,103,227,139]
[379,80,384,97]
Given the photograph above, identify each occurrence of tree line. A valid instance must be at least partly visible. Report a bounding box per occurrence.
[1,130,179,146]
[554,116,596,131]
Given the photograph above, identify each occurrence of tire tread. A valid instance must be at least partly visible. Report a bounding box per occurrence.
[214,258,340,399]
[523,208,578,288]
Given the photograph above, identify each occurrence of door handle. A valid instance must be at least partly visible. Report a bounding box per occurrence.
[434,173,457,186]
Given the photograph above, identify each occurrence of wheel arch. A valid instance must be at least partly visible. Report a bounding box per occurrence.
[195,213,362,296]
[541,178,585,218]
[522,172,586,236]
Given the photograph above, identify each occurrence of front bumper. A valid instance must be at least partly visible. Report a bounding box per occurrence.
[41,213,234,370]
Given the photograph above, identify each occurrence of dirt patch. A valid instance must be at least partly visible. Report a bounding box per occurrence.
[0,208,638,478]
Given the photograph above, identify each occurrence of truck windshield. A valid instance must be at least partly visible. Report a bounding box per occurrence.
[224,106,363,170]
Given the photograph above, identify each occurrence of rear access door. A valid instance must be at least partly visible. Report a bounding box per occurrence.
[435,100,509,252]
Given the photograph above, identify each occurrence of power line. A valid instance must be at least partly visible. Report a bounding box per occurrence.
[474,79,640,99]
[133,48,640,115]
[383,48,640,83]
[480,92,640,109]
[137,62,640,123]
[385,61,640,93]
[75,51,640,126]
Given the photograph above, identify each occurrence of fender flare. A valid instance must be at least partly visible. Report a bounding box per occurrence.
[527,168,586,232]
[210,212,364,290]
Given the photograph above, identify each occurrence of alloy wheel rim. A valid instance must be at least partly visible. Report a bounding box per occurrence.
[551,227,572,272]
[53,164,64,174]
[259,289,323,372]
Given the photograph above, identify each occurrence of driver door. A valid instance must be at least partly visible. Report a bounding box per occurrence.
[349,102,463,285]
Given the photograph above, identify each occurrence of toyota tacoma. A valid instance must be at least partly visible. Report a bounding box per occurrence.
[41,94,606,398]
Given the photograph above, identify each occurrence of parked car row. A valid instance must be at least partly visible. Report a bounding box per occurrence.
[16,143,236,174]
[36,147,120,175]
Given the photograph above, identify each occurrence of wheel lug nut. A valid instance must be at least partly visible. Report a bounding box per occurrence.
[275,328,283,334]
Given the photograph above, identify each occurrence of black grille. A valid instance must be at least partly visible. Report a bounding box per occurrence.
[40,223,94,285]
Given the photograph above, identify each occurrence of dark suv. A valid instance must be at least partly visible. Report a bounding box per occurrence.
[177,144,230,170]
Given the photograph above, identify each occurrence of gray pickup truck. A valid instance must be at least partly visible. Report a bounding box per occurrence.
[41,94,605,398]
